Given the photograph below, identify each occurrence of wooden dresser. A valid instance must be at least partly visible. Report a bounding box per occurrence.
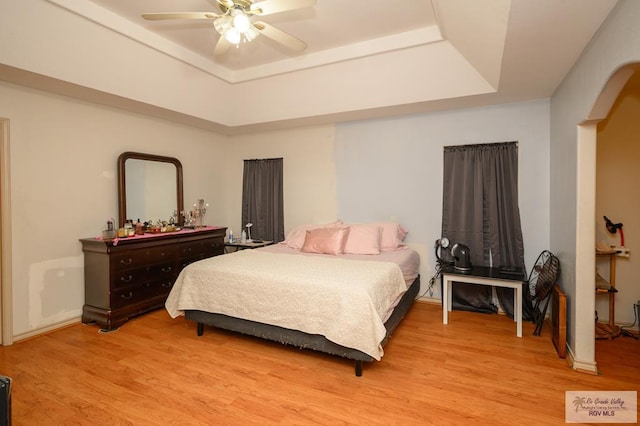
[80,226,226,331]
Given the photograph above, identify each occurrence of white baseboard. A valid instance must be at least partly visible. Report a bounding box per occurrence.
[566,345,599,375]
[13,316,82,343]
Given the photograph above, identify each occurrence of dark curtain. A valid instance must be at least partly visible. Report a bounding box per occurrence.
[442,142,534,320]
[242,158,285,243]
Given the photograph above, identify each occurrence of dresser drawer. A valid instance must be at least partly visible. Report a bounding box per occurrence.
[179,256,207,270]
[113,262,177,289]
[203,238,224,256]
[111,281,173,309]
[179,238,223,268]
[179,238,223,258]
[112,245,179,269]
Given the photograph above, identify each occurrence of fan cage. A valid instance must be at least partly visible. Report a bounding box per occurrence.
[527,251,560,302]
[527,250,561,336]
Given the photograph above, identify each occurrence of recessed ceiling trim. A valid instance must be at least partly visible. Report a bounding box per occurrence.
[47,0,443,84]
[231,26,444,83]
[46,0,233,81]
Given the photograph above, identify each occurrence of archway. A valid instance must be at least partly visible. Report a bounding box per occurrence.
[574,64,638,373]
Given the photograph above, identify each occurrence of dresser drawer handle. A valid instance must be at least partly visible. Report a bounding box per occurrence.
[161,282,172,288]
[120,258,133,265]
[120,275,133,283]
[121,292,133,300]
[161,266,172,273]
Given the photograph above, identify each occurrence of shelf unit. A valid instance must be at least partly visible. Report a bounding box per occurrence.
[595,249,621,339]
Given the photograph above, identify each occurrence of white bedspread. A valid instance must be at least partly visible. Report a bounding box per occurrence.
[165,249,409,360]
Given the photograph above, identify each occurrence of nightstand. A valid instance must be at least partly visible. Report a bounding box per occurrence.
[224,240,274,253]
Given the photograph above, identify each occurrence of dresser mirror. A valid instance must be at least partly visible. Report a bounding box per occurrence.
[117,152,184,227]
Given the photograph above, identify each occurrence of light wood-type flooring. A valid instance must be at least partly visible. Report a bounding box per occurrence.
[1,301,638,425]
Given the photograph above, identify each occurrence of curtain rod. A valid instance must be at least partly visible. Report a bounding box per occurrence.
[244,157,283,162]
[444,141,518,150]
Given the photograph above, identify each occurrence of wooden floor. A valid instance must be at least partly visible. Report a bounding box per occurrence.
[1,301,638,425]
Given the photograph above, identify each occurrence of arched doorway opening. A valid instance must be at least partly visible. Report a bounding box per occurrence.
[574,64,638,373]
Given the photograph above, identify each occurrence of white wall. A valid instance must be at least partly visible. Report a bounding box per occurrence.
[0,81,226,337]
[335,100,551,297]
[550,0,640,370]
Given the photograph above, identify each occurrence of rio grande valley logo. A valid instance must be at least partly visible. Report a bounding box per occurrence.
[566,391,637,423]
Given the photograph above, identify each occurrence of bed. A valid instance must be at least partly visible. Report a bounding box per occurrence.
[165,222,420,376]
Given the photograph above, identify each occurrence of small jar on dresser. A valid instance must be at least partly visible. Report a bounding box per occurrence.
[80,226,226,331]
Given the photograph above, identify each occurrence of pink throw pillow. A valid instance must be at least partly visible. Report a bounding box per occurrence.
[370,222,408,251]
[284,220,343,249]
[343,224,382,255]
[300,227,349,255]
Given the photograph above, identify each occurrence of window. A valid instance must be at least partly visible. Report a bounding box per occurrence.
[442,142,530,317]
[242,158,284,242]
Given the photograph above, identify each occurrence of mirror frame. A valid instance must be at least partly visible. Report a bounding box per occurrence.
[117,151,184,227]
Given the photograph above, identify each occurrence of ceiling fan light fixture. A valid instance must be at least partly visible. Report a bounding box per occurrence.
[142,0,315,56]
[225,27,242,45]
[232,8,251,33]
[213,15,232,35]
[243,26,259,42]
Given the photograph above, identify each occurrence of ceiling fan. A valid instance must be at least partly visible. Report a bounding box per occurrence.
[142,0,316,56]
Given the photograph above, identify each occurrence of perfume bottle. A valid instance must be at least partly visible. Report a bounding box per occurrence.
[102,219,116,241]
[124,220,133,237]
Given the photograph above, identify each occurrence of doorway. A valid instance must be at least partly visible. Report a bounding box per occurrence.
[575,64,638,373]
[595,69,640,341]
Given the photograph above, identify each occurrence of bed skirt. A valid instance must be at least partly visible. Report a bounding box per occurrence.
[184,275,420,376]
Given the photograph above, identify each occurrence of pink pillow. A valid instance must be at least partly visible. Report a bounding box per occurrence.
[343,224,382,255]
[284,220,343,249]
[369,222,408,251]
[300,227,349,255]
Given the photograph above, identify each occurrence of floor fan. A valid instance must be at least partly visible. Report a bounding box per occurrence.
[527,250,561,336]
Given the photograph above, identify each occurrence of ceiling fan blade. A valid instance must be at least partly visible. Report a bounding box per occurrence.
[216,0,235,9]
[250,0,316,16]
[214,36,231,56]
[253,21,306,51]
[141,12,219,21]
